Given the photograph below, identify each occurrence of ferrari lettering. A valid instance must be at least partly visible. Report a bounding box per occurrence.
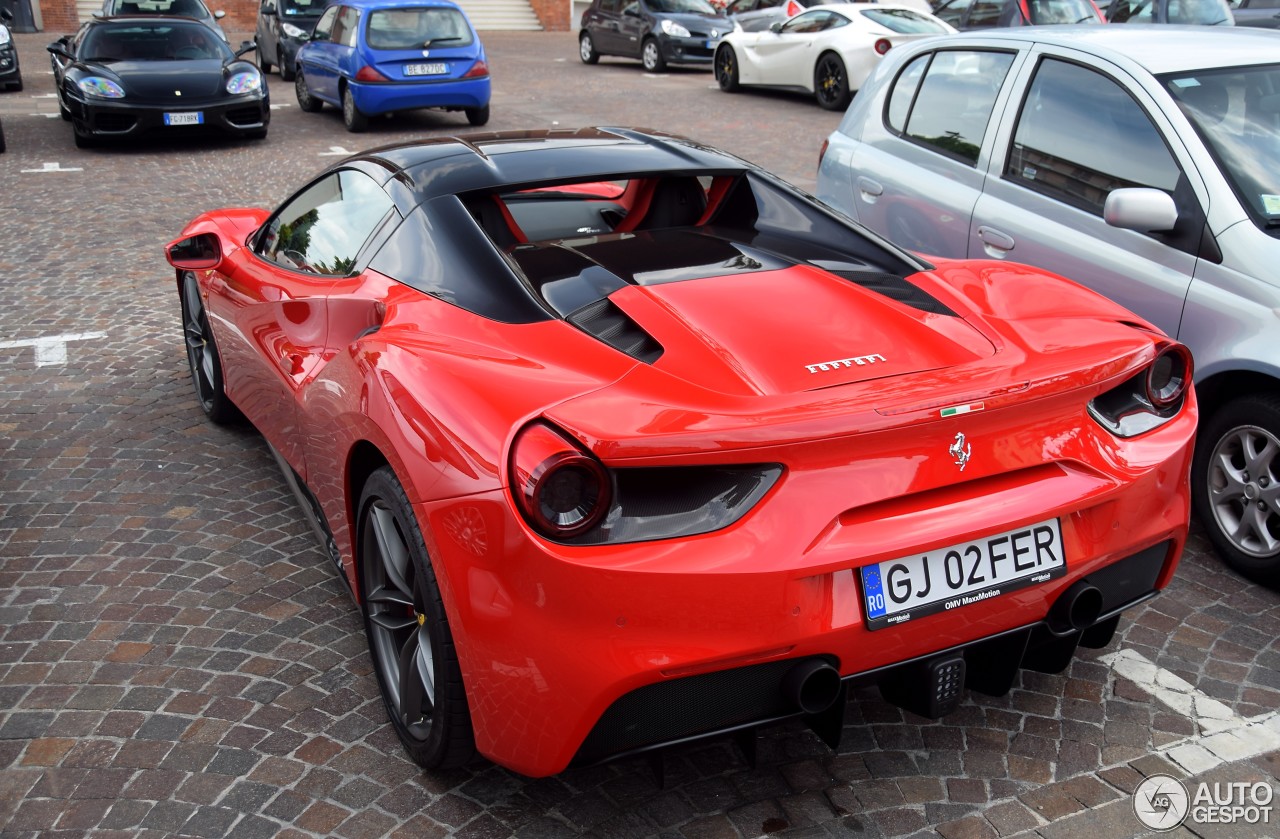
[805,353,886,373]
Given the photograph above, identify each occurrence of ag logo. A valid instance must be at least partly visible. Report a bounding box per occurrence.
[1133,774,1189,831]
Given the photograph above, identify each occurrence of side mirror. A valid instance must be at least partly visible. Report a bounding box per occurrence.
[166,233,223,271]
[214,9,227,18]
[769,19,784,31]
[1103,187,1178,233]
[235,39,255,56]
[0,8,13,22]
[261,5,277,14]
[47,42,74,59]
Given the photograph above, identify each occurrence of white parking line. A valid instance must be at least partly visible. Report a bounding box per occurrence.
[28,93,57,99]
[319,146,353,156]
[32,113,61,118]
[1103,649,1280,774]
[20,162,83,173]
[0,332,107,366]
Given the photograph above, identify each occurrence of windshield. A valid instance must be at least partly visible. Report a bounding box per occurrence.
[860,8,951,31]
[1167,0,1232,23]
[1027,0,1101,22]
[111,0,212,21]
[366,7,473,48]
[279,0,325,16]
[1162,65,1280,230]
[648,0,719,14]
[81,21,231,60]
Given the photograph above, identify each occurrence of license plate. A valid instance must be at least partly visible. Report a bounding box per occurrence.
[404,62,447,76]
[704,39,716,48]
[164,112,203,126]
[860,518,1066,630]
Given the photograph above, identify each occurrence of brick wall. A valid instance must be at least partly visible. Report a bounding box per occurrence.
[529,0,569,30]
[38,0,79,33]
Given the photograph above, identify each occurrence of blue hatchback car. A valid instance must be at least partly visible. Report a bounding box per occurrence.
[294,0,490,131]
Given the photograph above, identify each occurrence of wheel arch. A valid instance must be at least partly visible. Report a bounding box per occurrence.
[1194,367,1280,424]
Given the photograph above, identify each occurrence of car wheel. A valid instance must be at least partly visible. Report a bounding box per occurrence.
[342,86,368,132]
[465,104,489,126]
[1192,395,1280,585]
[579,31,599,64]
[179,272,242,424]
[256,43,272,75]
[814,52,851,111]
[641,37,666,72]
[359,466,476,769]
[279,45,295,82]
[715,45,739,92]
[295,70,323,112]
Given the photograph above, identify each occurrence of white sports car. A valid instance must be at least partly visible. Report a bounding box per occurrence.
[715,3,955,110]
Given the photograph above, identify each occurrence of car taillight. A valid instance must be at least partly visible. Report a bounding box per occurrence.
[874,38,892,56]
[511,423,611,539]
[1145,343,1191,409]
[354,65,389,82]
[462,59,489,79]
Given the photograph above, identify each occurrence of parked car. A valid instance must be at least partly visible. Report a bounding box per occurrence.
[294,0,490,131]
[0,7,22,91]
[47,17,268,147]
[255,0,328,80]
[100,0,230,41]
[727,0,931,30]
[930,0,1105,27]
[715,3,955,110]
[579,0,735,72]
[818,26,1280,584]
[165,127,1195,776]
[1101,0,1233,22]
[1230,0,1280,26]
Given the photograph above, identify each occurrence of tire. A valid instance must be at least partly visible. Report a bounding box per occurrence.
[342,85,368,132]
[256,43,272,75]
[715,45,739,92]
[295,70,323,112]
[1192,394,1280,586]
[279,47,295,82]
[641,37,666,72]
[179,272,242,424]
[465,104,489,126]
[579,31,599,64]
[359,466,475,769]
[814,52,851,111]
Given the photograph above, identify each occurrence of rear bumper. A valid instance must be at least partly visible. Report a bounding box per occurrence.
[350,76,489,116]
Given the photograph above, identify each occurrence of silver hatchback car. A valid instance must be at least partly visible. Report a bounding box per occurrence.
[818,26,1280,584]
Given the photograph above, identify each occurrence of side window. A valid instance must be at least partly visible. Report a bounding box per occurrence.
[1111,0,1154,19]
[311,4,337,40]
[967,0,1005,25]
[599,0,621,12]
[886,53,929,132]
[932,0,972,26]
[1005,58,1181,215]
[901,50,1015,165]
[331,6,359,46]
[780,9,834,31]
[257,170,395,276]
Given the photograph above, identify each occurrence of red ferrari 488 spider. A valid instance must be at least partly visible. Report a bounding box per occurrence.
[166,128,1196,777]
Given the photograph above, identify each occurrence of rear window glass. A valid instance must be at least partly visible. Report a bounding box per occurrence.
[112,0,212,19]
[280,0,323,14]
[366,7,473,49]
[860,7,951,31]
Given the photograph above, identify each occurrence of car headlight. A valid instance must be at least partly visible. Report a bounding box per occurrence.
[0,24,11,46]
[226,70,262,94]
[661,19,692,37]
[1088,342,1192,438]
[281,22,307,38]
[78,77,125,98]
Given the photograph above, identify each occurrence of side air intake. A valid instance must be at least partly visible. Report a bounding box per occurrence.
[829,269,956,317]
[567,298,664,363]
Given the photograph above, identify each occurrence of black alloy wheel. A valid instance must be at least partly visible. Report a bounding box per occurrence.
[814,52,851,111]
[359,466,475,768]
[179,272,241,423]
[716,45,739,92]
[1192,395,1280,586]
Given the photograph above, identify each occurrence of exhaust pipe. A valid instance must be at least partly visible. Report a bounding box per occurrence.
[1050,581,1103,633]
[782,659,842,715]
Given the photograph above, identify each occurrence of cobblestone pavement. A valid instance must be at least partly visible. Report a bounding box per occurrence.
[2,28,1279,839]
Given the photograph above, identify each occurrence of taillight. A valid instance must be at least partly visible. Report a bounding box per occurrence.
[1145,344,1191,409]
[354,65,389,83]
[511,423,611,539]
[462,59,489,79]
[874,38,892,56]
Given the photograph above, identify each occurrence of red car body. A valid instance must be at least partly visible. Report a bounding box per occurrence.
[166,128,1196,777]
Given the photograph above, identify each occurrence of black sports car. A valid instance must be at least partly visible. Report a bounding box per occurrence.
[1,8,21,92]
[48,16,269,147]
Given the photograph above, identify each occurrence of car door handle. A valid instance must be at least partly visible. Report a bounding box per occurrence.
[977,225,1014,257]
[857,176,883,203]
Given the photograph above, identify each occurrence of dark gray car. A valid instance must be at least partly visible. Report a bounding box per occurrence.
[579,0,734,72]
[254,0,327,80]
[818,26,1280,585]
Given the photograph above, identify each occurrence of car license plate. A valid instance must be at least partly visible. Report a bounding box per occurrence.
[705,39,716,48]
[164,112,203,126]
[404,62,447,76]
[859,517,1066,630]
